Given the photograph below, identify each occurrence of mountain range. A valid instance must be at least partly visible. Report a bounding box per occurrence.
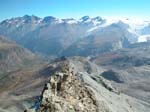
[0,15,150,112]
[1,15,150,56]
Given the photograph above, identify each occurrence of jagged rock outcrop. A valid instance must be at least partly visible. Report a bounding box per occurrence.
[26,60,98,112]
[25,57,150,112]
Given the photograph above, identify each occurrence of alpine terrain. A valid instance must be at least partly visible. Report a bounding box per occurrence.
[0,15,150,112]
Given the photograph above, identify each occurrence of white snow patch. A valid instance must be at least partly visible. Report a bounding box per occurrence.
[87,19,117,32]
[16,24,20,27]
[67,20,78,24]
[55,19,64,24]
[87,18,150,36]
[8,20,13,24]
[138,35,150,42]
[127,28,139,36]
[37,19,42,24]
[87,26,101,32]
[121,18,149,30]
[92,20,101,26]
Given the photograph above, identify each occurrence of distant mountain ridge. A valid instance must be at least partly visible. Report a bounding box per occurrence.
[0,15,150,56]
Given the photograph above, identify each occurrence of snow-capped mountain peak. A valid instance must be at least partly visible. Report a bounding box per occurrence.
[42,16,56,23]
[1,15,150,43]
[80,16,90,22]
[92,16,103,21]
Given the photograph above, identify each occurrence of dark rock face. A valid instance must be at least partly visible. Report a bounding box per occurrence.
[101,70,123,83]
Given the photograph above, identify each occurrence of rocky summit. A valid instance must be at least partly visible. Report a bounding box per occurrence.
[26,59,98,112]
[24,57,150,112]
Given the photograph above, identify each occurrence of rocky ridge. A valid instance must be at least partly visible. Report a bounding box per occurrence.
[25,57,150,112]
[26,59,98,112]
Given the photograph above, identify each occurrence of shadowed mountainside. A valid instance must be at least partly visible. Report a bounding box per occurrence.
[0,36,42,77]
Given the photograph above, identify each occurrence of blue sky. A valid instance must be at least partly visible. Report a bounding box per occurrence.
[0,0,150,21]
